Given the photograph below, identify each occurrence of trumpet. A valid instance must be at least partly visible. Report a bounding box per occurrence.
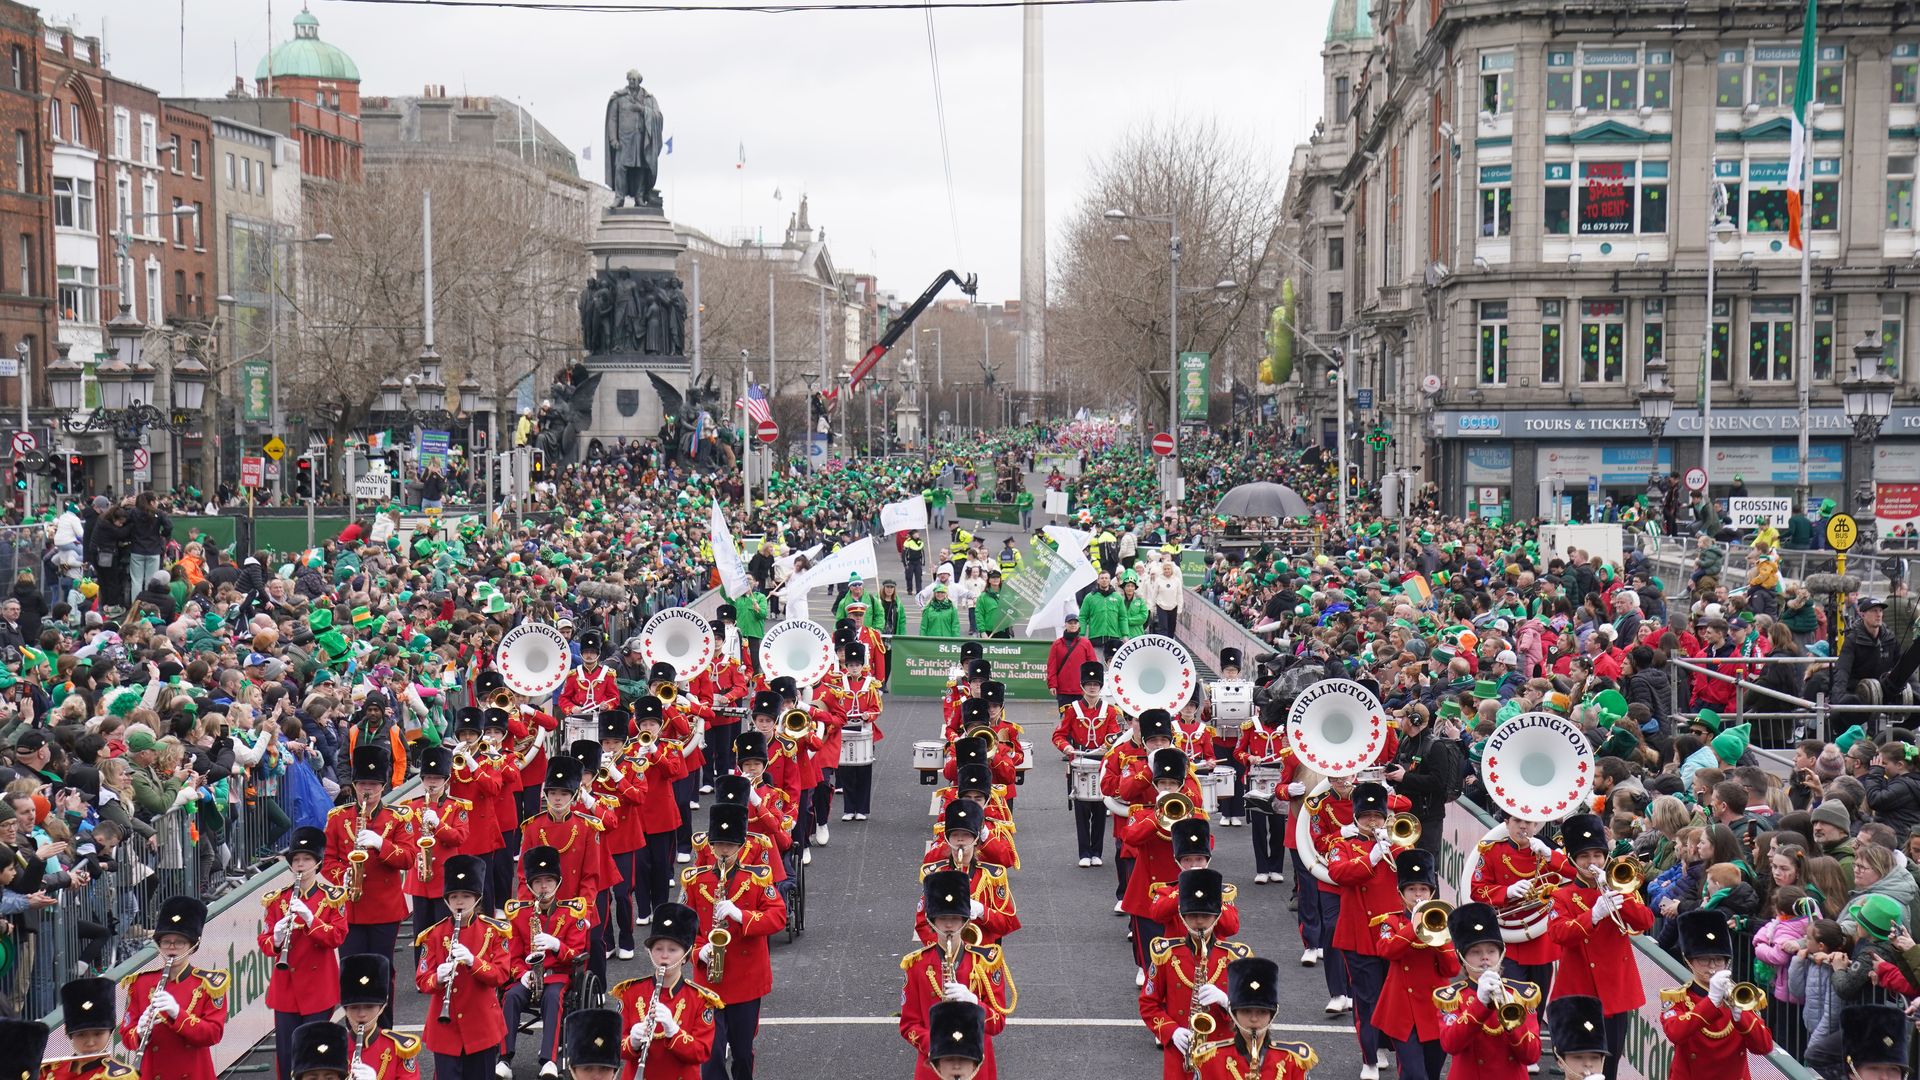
[633,729,658,750]
[485,685,518,711]
[1386,813,1422,848]
[1411,899,1453,949]
[654,681,679,704]
[1155,791,1194,832]
[1487,975,1529,1031]
[780,708,813,738]
[1592,855,1646,932]
[1728,981,1768,1011]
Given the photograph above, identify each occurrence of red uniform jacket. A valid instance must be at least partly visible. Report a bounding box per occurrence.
[1173,718,1215,764]
[450,750,506,856]
[1193,1038,1317,1080]
[351,1029,422,1080]
[931,787,1015,832]
[941,742,1018,792]
[764,737,808,803]
[1324,837,1406,955]
[40,1058,137,1080]
[505,897,591,987]
[898,941,1014,1080]
[611,972,721,1080]
[1659,982,1773,1080]
[515,705,560,790]
[1147,880,1240,936]
[684,861,787,1004]
[259,879,350,1013]
[1139,936,1250,1080]
[632,744,691,835]
[557,664,621,717]
[1116,785,1203,920]
[519,809,612,917]
[694,829,786,885]
[1100,739,1148,842]
[118,965,228,1080]
[1053,699,1121,754]
[400,794,473,900]
[914,858,1020,945]
[1548,882,1654,1013]
[824,674,885,745]
[1467,838,1576,967]
[1435,979,1542,1080]
[1371,911,1460,1043]
[925,821,1019,872]
[664,700,712,772]
[323,801,416,926]
[590,754,653,855]
[414,913,512,1056]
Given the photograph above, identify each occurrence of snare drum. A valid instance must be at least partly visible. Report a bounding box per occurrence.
[563,713,599,749]
[1070,758,1104,802]
[1014,740,1034,787]
[914,739,945,785]
[1209,681,1254,724]
[839,725,875,767]
[1245,765,1284,814]
[1197,768,1234,817]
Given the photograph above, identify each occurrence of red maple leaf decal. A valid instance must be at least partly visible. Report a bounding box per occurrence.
[1495,786,1507,797]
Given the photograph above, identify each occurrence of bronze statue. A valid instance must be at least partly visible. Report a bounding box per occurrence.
[604,70,664,208]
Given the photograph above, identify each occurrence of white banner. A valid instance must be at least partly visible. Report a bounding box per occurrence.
[779,536,881,601]
[1044,489,1069,516]
[879,494,929,534]
[710,501,753,600]
[1025,556,1097,638]
[1042,525,1095,564]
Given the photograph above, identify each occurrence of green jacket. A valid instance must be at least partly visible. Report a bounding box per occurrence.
[920,599,961,637]
[868,596,905,635]
[1116,595,1150,639]
[131,763,183,819]
[1079,588,1122,638]
[976,587,1008,636]
[1014,490,1034,510]
[834,589,869,623]
[927,487,952,508]
[732,592,769,639]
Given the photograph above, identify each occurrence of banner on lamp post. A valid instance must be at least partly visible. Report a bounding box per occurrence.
[241,361,272,423]
[1178,351,1211,422]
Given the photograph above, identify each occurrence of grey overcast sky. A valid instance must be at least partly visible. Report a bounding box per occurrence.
[63,0,1319,306]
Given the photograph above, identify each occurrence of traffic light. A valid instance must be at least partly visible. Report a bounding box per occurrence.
[295,455,313,498]
[530,449,546,478]
[383,450,402,478]
[52,454,81,495]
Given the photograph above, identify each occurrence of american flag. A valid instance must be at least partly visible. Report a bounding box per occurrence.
[735,383,771,425]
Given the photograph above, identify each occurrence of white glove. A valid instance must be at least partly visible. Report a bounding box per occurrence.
[150,989,179,1019]
[521,969,541,991]
[714,899,744,924]
[604,764,623,784]
[1104,796,1132,817]
[1708,970,1732,1006]
[436,961,458,985]
[1340,822,1361,839]
[969,899,986,920]
[1476,970,1502,1004]
[274,917,293,949]
[421,808,440,830]
[650,1001,680,1037]
[352,1064,377,1080]
[1369,840,1393,865]
[748,788,763,807]
[1192,983,1230,1009]
[533,933,563,955]
[288,898,313,925]
[449,942,474,966]
[1529,836,1552,856]
[1589,891,1623,925]
[356,829,384,852]
[942,981,979,1005]
[628,1022,652,1049]
[1286,782,1307,797]
[698,943,713,964]
[1170,1028,1194,1055]
[1505,880,1535,901]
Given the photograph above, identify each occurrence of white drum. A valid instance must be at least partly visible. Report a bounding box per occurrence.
[1197,768,1234,817]
[1070,758,1104,802]
[563,713,600,750]
[914,739,945,785]
[1245,765,1284,813]
[1016,740,1034,772]
[839,725,875,767]
[1209,681,1254,724]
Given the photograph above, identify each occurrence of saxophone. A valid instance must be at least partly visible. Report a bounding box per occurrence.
[414,798,439,884]
[705,857,735,982]
[346,795,375,901]
[1185,932,1218,1071]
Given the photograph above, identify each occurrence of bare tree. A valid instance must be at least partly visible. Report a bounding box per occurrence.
[674,248,848,440]
[1051,117,1281,429]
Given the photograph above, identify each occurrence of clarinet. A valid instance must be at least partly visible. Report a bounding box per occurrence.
[437,908,467,1024]
[634,965,666,1074]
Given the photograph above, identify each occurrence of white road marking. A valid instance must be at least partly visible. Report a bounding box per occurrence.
[390,1017,1350,1034]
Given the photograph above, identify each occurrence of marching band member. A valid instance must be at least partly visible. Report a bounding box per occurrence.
[339,954,421,1080]
[449,709,507,911]
[632,696,692,921]
[1302,773,1356,1013]
[119,896,229,1080]
[830,641,883,822]
[521,755,616,983]
[560,1009,624,1080]
[286,1021,351,1080]
[1836,1006,1909,1080]
[506,676,562,825]
[701,774,788,885]
[403,746,474,942]
[915,801,1020,946]
[1547,814,1652,1080]
[482,708,529,908]
[261,827,350,1080]
[1147,817,1240,937]
[684,802,787,1080]
[1436,902,1541,1080]
[500,845,593,1078]
[1190,957,1320,1080]
[941,654,988,738]
[1543,997,1610,1080]
[1139,868,1248,1080]
[325,745,415,1030]
[926,764,1018,871]
[1660,910,1772,1080]
[558,630,621,719]
[900,870,1015,1080]
[1118,747,1202,983]
[728,733,797,877]
[594,710,653,959]
[767,676,825,866]
[1467,812,1574,999]
[1372,849,1457,1080]
[416,855,511,1080]
[1052,660,1119,868]
[745,693,805,811]
[1323,781,1404,1079]
[1204,649,1249,828]
[692,612,751,789]
[608,902,719,1079]
[654,661,712,865]
[1232,675,1289,884]
[977,683,1024,803]
[1172,692,1214,783]
[1098,708,1154,915]
[922,1002,989,1080]
[46,978,134,1080]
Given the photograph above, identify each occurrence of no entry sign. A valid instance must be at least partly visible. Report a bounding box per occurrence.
[1151,432,1175,456]
[757,419,780,444]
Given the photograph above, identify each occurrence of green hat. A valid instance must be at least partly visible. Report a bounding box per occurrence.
[1437,700,1462,721]
[1593,689,1628,724]
[1836,724,1868,753]
[1710,722,1751,765]
[1472,679,1500,699]
[126,728,157,753]
[1847,893,1906,941]
[308,608,334,633]
[1691,708,1722,734]
[203,613,224,632]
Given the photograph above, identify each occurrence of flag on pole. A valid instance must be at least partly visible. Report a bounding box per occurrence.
[736,141,746,170]
[734,383,771,425]
[709,501,752,600]
[1786,0,1818,250]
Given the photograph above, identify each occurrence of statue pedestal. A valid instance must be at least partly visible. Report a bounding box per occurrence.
[588,205,685,274]
[575,205,691,460]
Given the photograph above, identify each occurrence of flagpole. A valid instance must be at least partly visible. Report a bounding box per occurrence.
[1794,0,1816,510]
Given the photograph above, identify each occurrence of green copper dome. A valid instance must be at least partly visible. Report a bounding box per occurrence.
[1326,0,1374,42]
[255,10,360,83]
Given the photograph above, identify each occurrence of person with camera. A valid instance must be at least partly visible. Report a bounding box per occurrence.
[1382,704,1463,856]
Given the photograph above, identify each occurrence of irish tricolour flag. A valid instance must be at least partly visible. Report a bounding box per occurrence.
[1787,0,1817,249]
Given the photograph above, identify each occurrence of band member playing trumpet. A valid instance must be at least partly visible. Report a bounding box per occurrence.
[482,708,528,908]
[942,706,1017,793]
[119,896,229,1080]
[416,855,511,1080]
[1324,782,1409,1079]
[924,765,1017,872]
[1190,957,1320,1080]
[1147,818,1240,937]
[1660,910,1772,1080]
[1139,868,1248,1080]
[654,661,713,864]
[262,827,350,1080]
[1548,815,1652,1080]
[915,802,1020,947]
[923,1002,989,1080]
[1098,708,1157,915]
[631,696,691,923]
[700,775,787,886]
[683,803,787,1080]
[325,745,415,1031]
[609,902,719,1080]
[1118,747,1202,983]
[46,977,134,1080]
[1436,902,1541,1080]
[1544,997,1611,1080]
[826,640,883,822]
[449,710,506,910]
[900,871,1015,1080]
[941,655,989,739]
[1372,851,1457,1080]
[767,675,827,866]
[1303,771,1358,1012]
[501,846,592,1078]
[1053,660,1120,867]
[594,711,652,960]
[1467,813,1575,1000]
[745,693,804,809]
[691,613,751,789]
[403,747,473,944]
[339,955,421,1080]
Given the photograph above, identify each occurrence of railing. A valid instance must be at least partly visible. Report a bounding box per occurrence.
[1664,652,1920,750]
[0,523,46,593]
[1645,535,1916,592]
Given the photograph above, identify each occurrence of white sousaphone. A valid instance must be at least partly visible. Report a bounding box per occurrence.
[1287,678,1389,884]
[1458,711,1594,942]
[496,621,573,699]
[1106,634,1197,717]
[640,607,716,682]
[759,619,834,688]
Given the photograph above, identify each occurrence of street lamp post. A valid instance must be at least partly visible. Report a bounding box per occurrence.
[1842,334,1895,551]
[1105,208,1180,450]
[1639,353,1676,485]
[920,327,943,437]
[46,306,205,494]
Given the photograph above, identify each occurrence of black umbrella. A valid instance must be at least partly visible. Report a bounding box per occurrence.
[1213,482,1311,519]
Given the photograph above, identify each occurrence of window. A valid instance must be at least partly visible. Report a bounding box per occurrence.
[1811,158,1841,232]
[1748,298,1796,382]
[144,263,159,325]
[15,235,29,297]
[114,174,129,232]
[241,158,252,195]
[224,152,235,189]
[1481,51,1515,116]
[1814,296,1837,380]
[55,265,95,323]
[1334,76,1351,123]
[170,197,183,245]
[1711,298,1732,381]
[193,272,205,315]
[1816,44,1846,105]
[1478,301,1509,386]
[1719,157,1838,234]
[1580,299,1626,383]
[1898,44,1920,104]
[139,116,155,165]
[1546,164,1571,234]
[1719,44,1845,109]
[47,100,58,143]
[1884,295,1906,374]
[8,46,21,90]
[140,175,156,236]
[172,269,185,315]
[1892,154,1916,230]
[11,132,23,193]
[189,140,201,177]
[1546,48,1672,113]
[315,91,325,108]
[1328,291,1344,329]
[253,159,265,193]
[1541,300,1564,384]
[1327,237,1344,271]
[1717,48,1748,107]
[51,176,92,231]
[192,201,203,247]
[68,103,78,146]
[1480,164,1513,237]
[112,109,127,159]
[1544,160,1668,235]
[1642,298,1665,381]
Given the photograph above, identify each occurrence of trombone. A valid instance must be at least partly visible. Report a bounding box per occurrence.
[1411,899,1452,949]
[780,708,813,739]
[1386,813,1422,848]
[654,681,679,704]
[1155,791,1193,833]
[1585,856,1645,933]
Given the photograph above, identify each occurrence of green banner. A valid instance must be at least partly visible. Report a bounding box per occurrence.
[954,501,1021,525]
[1179,546,1209,587]
[241,361,272,423]
[1178,351,1211,421]
[886,636,1056,699]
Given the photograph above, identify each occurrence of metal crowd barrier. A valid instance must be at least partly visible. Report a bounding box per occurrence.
[1664,652,1920,748]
